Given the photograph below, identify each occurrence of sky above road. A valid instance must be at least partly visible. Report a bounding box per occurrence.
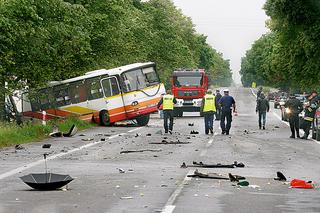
[172,0,269,84]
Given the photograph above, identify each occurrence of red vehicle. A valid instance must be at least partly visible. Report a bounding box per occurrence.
[171,69,209,117]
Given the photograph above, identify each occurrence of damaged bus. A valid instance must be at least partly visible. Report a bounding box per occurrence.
[22,62,165,126]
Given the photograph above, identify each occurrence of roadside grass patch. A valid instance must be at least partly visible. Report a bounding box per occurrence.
[0,117,95,148]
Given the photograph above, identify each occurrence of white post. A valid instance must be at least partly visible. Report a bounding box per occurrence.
[42,110,47,126]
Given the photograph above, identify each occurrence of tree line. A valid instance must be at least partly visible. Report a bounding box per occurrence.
[240,0,320,91]
[0,0,232,91]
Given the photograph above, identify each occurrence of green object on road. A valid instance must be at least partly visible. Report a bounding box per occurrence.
[237,181,249,187]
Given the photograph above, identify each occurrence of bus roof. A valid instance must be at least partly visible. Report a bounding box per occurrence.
[48,62,155,86]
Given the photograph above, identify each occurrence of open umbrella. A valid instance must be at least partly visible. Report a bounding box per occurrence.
[20,154,73,190]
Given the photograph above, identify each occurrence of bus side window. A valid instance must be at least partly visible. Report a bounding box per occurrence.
[142,67,159,86]
[69,82,81,104]
[87,77,103,100]
[101,77,120,97]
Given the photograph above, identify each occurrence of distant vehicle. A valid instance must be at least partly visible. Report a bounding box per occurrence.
[171,69,209,117]
[21,62,165,126]
[312,107,320,141]
[274,95,287,109]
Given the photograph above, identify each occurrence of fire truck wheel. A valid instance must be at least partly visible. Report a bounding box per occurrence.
[136,114,150,126]
[99,110,111,126]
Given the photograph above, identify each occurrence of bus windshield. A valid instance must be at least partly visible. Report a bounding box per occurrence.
[174,76,203,87]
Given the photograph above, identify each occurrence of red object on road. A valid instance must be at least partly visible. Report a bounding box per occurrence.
[290,179,314,189]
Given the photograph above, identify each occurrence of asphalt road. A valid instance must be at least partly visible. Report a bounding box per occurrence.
[1,87,320,213]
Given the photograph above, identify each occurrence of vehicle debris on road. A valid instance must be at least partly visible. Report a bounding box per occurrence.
[42,144,51,149]
[187,170,229,180]
[50,125,78,137]
[15,144,25,150]
[190,130,199,134]
[290,179,314,189]
[274,171,287,181]
[120,149,162,154]
[150,140,190,144]
[181,161,245,168]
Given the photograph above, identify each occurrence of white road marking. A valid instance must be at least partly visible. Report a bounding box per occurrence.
[0,122,157,180]
[161,170,194,213]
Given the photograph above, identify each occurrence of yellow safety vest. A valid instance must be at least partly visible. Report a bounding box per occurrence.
[163,94,174,110]
[203,94,216,112]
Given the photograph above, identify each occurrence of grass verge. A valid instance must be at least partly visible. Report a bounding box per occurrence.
[0,117,95,148]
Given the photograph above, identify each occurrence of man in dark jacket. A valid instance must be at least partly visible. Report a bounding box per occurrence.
[284,94,303,138]
[301,91,318,139]
[256,93,270,130]
[215,90,222,120]
[218,89,236,135]
[257,87,263,100]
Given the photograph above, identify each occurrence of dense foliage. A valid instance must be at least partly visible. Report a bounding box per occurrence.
[0,0,232,91]
[240,0,320,91]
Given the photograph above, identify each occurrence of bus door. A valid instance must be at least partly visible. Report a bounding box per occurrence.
[100,76,127,121]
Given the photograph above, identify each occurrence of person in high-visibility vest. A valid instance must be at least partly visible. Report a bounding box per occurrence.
[157,90,177,134]
[201,89,216,134]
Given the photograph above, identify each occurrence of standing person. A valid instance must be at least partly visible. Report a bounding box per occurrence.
[256,93,270,130]
[284,94,303,138]
[157,90,177,134]
[201,89,216,134]
[257,87,263,100]
[218,89,236,135]
[301,91,318,139]
[215,90,222,120]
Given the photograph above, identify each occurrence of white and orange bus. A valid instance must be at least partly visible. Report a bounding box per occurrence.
[21,62,165,126]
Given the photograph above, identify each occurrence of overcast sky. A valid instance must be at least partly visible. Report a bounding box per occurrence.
[172,0,269,84]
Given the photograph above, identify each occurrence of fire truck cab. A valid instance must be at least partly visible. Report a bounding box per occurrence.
[171,69,209,117]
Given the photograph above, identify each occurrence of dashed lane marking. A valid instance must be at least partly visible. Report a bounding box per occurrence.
[161,170,194,213]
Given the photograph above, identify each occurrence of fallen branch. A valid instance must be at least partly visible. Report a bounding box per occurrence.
[120,149,162,154]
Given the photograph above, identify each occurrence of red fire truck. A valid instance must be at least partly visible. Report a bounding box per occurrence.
[171,69,209,117]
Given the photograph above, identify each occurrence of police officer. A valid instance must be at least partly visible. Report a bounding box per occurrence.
[157,90,177,134]
[215,90,222,120]
[201,89,216,134]
[284,94,303,138]
[218,89,236,135]
[302,91,318,139]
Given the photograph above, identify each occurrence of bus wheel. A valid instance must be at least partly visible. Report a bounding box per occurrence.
[136,114,150,126]
[99,110,110,126]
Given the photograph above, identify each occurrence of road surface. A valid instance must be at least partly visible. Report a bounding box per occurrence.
[0,87,320,213]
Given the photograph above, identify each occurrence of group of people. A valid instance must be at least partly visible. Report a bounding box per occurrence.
[256,87,319,140]
[157,89,236,135]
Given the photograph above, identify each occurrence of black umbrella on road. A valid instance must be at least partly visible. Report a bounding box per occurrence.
[20,154,73,190]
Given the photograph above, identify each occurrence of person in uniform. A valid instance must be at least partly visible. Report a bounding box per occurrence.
[301,91,318,139]
[157,90,177,134]
[201,89,216,134]
[284,94,303,138]
[218,89,236,135]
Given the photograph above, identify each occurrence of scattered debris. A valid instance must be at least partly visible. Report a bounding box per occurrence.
[79,134,86,136]
[190,130,199,134]
[161,184,168,187]
[237,181,249,187]
[120,196,133,200]
[42,144,51,149]
[187,170,229,180]
[274,126,280,129]
[135,133,139,138]
[120,149,162,154]
[150,141,190,144]
[118,168,125,173]
[188,123,194,126]
[15,144,25,150]
[290,179,314,189]
[100,138,106,141]
[228,173,245,182]
[146,133,152,136]
[82,138,94,141]
[181,161,245,168]
[50,125,78,137]
[274,171,287,181]
[248,185,260,189]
